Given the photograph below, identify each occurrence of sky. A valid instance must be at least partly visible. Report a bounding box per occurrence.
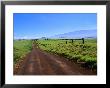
[14,13,97,39]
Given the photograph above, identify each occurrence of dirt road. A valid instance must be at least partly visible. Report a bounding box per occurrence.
[14,42,96,75]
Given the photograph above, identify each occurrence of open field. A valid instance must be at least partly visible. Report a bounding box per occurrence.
[37,39,97,70]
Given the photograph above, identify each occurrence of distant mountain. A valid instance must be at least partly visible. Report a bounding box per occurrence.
[50,30,97,39]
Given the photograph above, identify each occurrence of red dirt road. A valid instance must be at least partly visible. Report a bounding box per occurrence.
[14,43,96,75]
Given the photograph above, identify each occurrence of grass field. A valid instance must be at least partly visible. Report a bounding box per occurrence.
[14,40,32,64]
[37,39,97,69]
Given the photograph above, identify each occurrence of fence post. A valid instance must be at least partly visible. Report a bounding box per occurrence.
[66,41,67,44]
[72,39,73,43]
[82,38,84,44]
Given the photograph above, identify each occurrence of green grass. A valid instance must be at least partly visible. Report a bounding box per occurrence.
[14,40,32,64]
[37,39,97,69]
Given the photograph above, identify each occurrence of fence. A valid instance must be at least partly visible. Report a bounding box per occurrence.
[61,38,85,44]
[32,38,85,44]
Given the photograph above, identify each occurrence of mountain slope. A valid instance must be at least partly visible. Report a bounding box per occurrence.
[50,30,97,39]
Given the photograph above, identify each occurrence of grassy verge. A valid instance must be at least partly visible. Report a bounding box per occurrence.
[14,40,32,64]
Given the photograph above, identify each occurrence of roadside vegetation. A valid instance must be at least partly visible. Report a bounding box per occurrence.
[37,39,97,70]
[14,40,32,64]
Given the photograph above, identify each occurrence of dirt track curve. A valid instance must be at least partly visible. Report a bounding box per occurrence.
[14,41,96,75]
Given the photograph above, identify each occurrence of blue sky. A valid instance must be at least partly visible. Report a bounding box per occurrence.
[14,13,97,39]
